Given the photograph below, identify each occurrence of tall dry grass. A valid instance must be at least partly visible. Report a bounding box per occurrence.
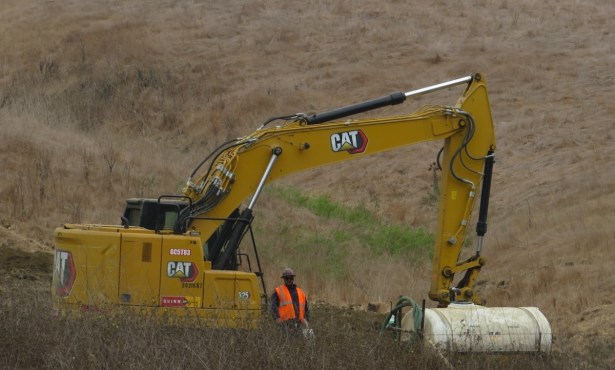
[0,270,589,370]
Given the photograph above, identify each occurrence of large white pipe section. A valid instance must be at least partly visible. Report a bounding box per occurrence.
[401,303,552,352]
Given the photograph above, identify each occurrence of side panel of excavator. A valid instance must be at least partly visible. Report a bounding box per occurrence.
[52,226,261,327]
[53,228,121,307]
[118,233,162,306]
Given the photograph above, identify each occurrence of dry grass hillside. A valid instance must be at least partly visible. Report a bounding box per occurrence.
[1,0,614,367]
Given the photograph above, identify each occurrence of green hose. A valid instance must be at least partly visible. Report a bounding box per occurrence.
[379,296,423,343]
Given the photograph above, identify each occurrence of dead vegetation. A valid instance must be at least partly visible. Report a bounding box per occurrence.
[0,261,586,369]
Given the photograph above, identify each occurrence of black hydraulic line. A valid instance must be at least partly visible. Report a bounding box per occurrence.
[420,299,426,339]
[449,116,476,187]
[206,209,241,262]
[213,208,253,270]
[259,114,302,128]
[176,139,247,233]
[189,138,238,179]
[436,146,444,170]
[305,92,406,125]
[476,149,495,237]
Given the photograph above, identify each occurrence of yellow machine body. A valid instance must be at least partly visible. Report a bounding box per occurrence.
[51,74,551,351]
[52,226,261,327]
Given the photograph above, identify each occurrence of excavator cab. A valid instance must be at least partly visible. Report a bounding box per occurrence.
[121,197,190,232]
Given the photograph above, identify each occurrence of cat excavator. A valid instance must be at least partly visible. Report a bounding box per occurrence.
[52,73,551,352]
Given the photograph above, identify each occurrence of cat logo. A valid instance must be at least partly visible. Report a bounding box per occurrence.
[330,130,368,154]
[167,261,198,283]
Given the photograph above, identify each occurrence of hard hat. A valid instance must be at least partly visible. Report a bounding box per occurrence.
[281,268,295,278]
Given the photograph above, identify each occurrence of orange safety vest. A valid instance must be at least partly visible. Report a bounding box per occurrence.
[275,285,306,322]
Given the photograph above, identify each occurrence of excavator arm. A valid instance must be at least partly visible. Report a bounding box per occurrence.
[179,73,495,307]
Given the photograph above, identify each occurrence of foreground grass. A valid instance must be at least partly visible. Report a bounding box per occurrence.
[0,274,594,370]
[0,280,427,369]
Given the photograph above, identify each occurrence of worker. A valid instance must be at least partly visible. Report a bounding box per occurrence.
[271,268,310,331]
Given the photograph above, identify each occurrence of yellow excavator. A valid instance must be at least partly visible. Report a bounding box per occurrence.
[52,73,551,352]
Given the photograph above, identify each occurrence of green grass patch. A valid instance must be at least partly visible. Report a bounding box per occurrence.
[367,224,433,258]
[266,185,433,258]
[269,185,373,224]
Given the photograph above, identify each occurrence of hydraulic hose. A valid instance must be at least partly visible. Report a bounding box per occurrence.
[379,296,423,343]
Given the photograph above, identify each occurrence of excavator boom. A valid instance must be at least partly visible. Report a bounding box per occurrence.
[179,74,493,307]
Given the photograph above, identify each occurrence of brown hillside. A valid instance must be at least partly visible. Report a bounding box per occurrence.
[1,0,614,365]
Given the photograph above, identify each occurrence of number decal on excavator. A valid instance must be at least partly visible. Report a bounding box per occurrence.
[330,130,368,154]
[169,248,191,256]
[238,291,250,299]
